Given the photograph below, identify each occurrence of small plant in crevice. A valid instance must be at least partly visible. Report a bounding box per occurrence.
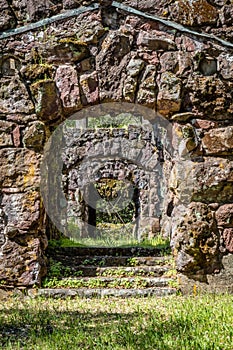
[46,259,72,279]
[127,257,139,266]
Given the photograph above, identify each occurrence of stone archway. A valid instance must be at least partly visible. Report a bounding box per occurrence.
[0,1,233,291]
[42,109,170,246]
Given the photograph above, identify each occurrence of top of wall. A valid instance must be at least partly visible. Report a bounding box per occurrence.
[1,0,233,46]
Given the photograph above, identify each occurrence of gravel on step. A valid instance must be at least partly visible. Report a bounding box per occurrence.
[28,287,178,298]
[73,265,171,277]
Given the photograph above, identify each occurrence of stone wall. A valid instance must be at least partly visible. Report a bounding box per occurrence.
[0,0,233,290]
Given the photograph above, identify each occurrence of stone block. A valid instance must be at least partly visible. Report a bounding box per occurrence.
[202,127,233,155]
[0,0,16,30]
[80,71,99,105]
[218,53,233,80]
[169,0,218,26]
[137,65,157,107]
[55,65,82,115]
[137,30,176,51]
[0,149,41,190]
[0,77,34,114]
[222,228,233,253]
[171,202,220,274]
[157,72,182,117]
[0,120,13,146]
[216,204,233,227]
[30,80,62,121]
[23,121,46,151]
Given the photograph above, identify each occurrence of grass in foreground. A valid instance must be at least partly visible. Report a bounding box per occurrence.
[0,294,232,349]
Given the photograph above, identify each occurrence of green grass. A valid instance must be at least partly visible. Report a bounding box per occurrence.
[48,233,170,250]
[66,220,171,249]
[0,294,232,349]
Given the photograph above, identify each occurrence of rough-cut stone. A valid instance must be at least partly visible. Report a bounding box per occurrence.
[178,253,233,294]
[123,58,145,102]
[202,127,233,155]
[1,56,21,77]
[2,191,41,232]
[63,0,83,9]
[190,158,233,204]
[75,20,105,45]
[0,121,13,146]
[193,119,217,130]
[126,58,145,77]
[157,72,182,117]
[133,0,170,17]
[46,40,90,64]
[137,30,176,51]
[153,51,188,72]
[169,0,218,26]
[0,0,16,30]
[123,76,138,102]
[185,76,233,119]
[159,52,179,74]
[12,125,21,147]
[55,65,82,115]
[172,123,198,158]
[171,202,220,275]
[30,80,62,122]
[63,0,100,9]
[11,0,62,25]
[23,121,46,151]
[96,32,132,101]
[0,236,47,286]
[175,35,208,53]
[0,149,41,190]
[26,0,62,21]
[219,5,233,26]
[137,65,157,107]
[80,71,99,105]
[0,77,34,114]
[216,204,233,228]
[218,53,233,80]
[0,208,7,246]
[222,229,233,253]
[20,63,55,84]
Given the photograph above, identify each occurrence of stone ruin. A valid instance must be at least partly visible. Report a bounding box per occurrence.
[0,0,233,292]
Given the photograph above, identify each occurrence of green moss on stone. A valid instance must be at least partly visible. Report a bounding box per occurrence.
[59,38,88,47]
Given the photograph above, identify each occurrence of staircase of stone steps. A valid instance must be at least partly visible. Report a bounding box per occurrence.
[31,247,180,298]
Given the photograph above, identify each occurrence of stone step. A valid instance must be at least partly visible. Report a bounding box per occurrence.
[48,255,173,268]
[67,265,172,277]
[48,276,175,288]
[47,246,169,257]
[29,287,178,299]
[44,247,178,298]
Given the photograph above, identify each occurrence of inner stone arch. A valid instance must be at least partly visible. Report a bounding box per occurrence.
[64,157,156,245]
[46,106,172,246]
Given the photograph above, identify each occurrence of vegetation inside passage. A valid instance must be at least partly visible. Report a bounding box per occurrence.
[87,113,142,129]
[95,178,135,225]
[66,177,140,247]
[48,234,170,250]
[0,294,232,349]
